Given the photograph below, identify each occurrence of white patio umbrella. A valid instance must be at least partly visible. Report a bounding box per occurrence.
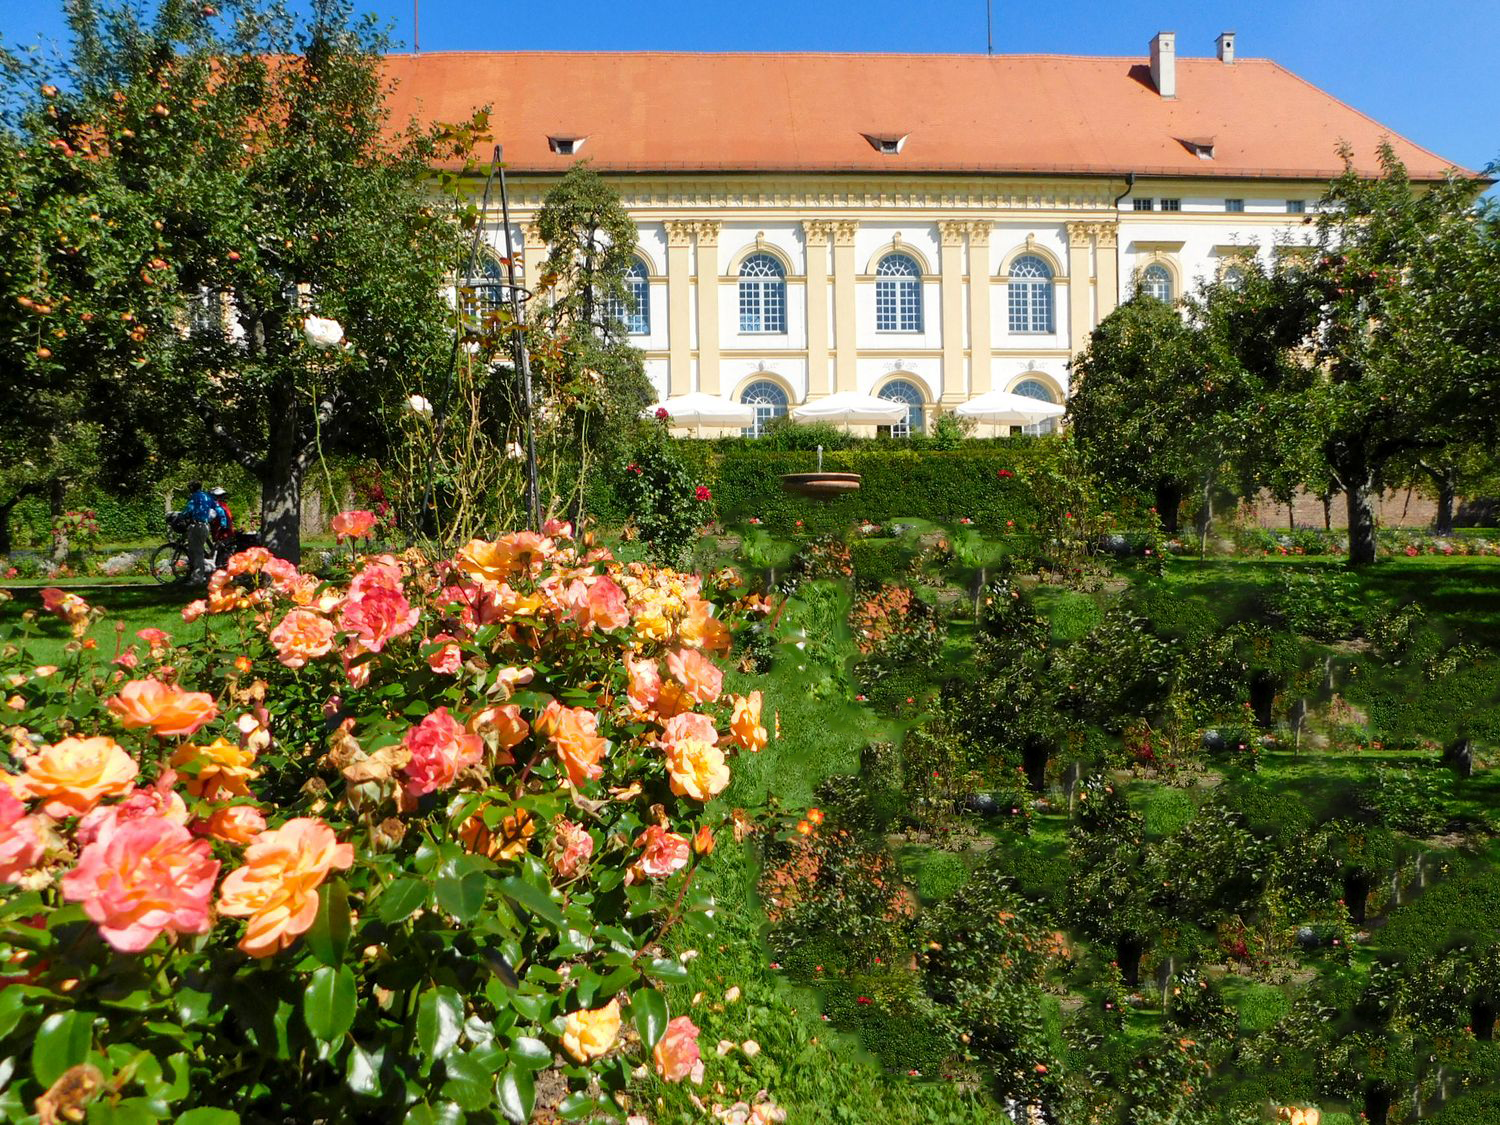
[955,389,1066,429]
[791,391,907,428]
[643,392,755,435]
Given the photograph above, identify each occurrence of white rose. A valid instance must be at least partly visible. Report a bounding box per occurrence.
[407,394,433,416]
[303,316,345,349]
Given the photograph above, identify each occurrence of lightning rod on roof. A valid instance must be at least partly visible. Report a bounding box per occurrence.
[414,0,420,52]
[986,0,993,55]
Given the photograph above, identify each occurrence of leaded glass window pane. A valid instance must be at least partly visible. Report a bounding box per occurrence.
[1013,377,1058,436]
[1007,255,1054,333]
[738,253,786,333]
[877,379,924,438]
[875,254,922,332]
[1141,263,1173,302]
[601,259,650,335]
[740,379,789,438]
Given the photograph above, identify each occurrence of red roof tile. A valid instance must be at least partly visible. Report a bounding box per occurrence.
[381,51,1464,181]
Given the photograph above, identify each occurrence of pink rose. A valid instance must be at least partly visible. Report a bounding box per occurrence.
[339,559,418,655]
[632,824,690,880]
[426,634,463,675]
[551,818,595,879]
[0,791,50,883]
[653,1015,701,1083]
[331,509,378,542]
[401,707,483,797]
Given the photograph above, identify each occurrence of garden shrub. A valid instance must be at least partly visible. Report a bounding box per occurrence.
[848,538,916,585]
[616,418,716,564]
[1424,1092,1500,1125]
[1381,859,1500,960]
[908,849,970,904]
[0,529,776,1121]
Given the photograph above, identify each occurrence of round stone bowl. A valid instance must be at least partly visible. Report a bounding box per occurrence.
[780,472,862,497]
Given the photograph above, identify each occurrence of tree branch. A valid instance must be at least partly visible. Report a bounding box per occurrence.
[208,419,266,475]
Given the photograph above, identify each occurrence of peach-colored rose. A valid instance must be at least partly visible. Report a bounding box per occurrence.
[135,627,172,652]
[455,532,554,585]
[330,509,378,541]
[169,737,259,800]
[339,560,418,654]
[75,774,188,847]
[0,791,50,883]
[679,597,731,654]
[469,704,529,759]
[224,547,273,576]
[106,678,218,737]
[22,736,138,818]
[268,609,336,669]
[693,824,715,856]
[661,712,729,802]
[535,702,608,787]
[61,816,219,952]
[113,649,139,670]
[181,599,207,623]
[575,575,631,632]
[551,817,594,879]
[541,518,574,539]
[216,817,354,958]
[728,691,768,753]
[653,1015,701,1083]
[665,647,722,704]
[426,634,463,675]
[400,707,483,797]
[40,587,91,636]
[561,998,620,1062]
[198,804,267,845]
[633,824,690,880]
[458,806,533,861]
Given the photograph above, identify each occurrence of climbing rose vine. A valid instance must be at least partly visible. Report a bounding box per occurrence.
[0,523,772,1121]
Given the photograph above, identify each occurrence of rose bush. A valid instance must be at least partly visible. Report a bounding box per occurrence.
[0,522,772,1121]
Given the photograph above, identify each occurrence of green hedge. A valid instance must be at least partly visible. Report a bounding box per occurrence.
[849,539,917,584]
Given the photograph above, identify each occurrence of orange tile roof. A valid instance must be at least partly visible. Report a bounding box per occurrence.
[381,51,1465,182]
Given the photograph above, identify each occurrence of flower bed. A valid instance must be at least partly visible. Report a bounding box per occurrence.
[0,524,778,1121]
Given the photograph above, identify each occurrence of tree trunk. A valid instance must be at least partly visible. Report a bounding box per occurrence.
[1345,480,1378,567]
[1435,470,1456,536]
[0,484,41,556]
[1364,1084,1392,1125]
[1115,936,1144,987]
[260,395,304,564]
[1322,493,1333,531]
[1153,482,1182,534]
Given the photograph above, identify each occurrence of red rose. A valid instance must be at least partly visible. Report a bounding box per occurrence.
[655,407,670,421]
[694,485,712,502]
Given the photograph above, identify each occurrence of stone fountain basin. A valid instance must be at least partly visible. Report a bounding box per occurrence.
[780,472,862,497]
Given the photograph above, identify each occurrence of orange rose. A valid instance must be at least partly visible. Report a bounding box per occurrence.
[661,712,729,802]
[653,1015,701,1083]
[679,597,731,654]
[665,647,723,704]
[536,701,608,787]
[199,804,267,845]
[106,677,218,737]
[268,609,336,669]
[217,817,354,958]
[459,806,534,861]
[728,691,768,753]
[169,737,258,800]
[693,824,715,856]
[330,509,378,541]
[22,736,138,818]
[561,998,620,1062]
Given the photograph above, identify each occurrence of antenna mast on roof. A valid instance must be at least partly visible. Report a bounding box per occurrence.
[414,0,420,52]
[986,0,993,55]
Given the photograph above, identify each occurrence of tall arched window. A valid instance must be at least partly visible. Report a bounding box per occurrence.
[601,258,650,335]
[1007,255,1054,333]
[459,253,507,325]
[1220,264,1245,291]
[875,254,923,332]
[738,254,787,333]
[740,379,789,438]
[877,379,925,438]
[1141,263,1174,303]
[1013,378,1059,436]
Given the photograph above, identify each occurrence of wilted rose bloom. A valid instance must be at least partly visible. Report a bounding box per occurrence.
[729,691,768,753]
[400,707,483,797]
[535,701,608,787]
[634,824,691,879]
[269,608,336,669]
[665,647,723,704]
[661,712,730,802]
[458,806,533,861]
[0,791,50,883]
[22,736,138,818]
[468,704,529,757]
[75,774,189,847]
[40,587,91,636]
[169,737,259,800]
[551,817,594,878]
[426,634,463,675]
[106,678,218,737]
[653,1015,702,1082]
[198,804,267,845]
[562,999,621,1062]
[302,315,344,349]
[330,509,378,542]
[61,816,219,953]
[216,817,354,957]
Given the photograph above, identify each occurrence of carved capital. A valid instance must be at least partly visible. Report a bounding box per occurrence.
[693,220,721,245]
[1066,221,1094,249]
[832,220,860,246]
[802,220,835,242]
[664,220,696,247]
[966,220,993,245]
[1092,223,1119,249]
[938,219,969,246]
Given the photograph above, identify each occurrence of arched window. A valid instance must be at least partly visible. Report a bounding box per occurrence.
[740,379,789,438]
[1141,263,1174,303]
[738,254,787,334]
[1013,378,1059,436]
[1221,265,1245,291]
[459,253,507,325]
[875,254,923,332]
[603,259,650,335]
[877,379,925,438]
[1007,255,1054,333]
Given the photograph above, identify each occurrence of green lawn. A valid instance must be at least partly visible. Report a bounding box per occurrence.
[1,582,208,666]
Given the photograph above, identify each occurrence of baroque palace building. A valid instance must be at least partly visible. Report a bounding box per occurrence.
[385,33,1459,436]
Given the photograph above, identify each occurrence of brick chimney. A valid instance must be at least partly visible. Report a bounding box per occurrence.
[1150,31,1177,98]
[1216,31,1236,64]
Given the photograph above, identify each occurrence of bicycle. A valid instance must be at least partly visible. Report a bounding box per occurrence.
[150,513,260,584]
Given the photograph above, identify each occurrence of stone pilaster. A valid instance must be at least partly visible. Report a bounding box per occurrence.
[937,220,968,405]
[802,221,834,399]
[664,220,695,396]
[1066,221,1094,360]
[1094,222,1120,321]
[832,221,859,393]
[966,221,993,396]
[693,221,721,395]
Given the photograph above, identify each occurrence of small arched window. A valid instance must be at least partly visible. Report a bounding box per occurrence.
[1141,263,1174,303]
[877,379,925,438]
[875,254,923,332]
[1008,255,1054,333]
[1221,264,1246,291]
[740,379,789,438]
[603,259,650,335]
[459,253,507,325]
[1013,378,1059,436]
[738,254,787,334]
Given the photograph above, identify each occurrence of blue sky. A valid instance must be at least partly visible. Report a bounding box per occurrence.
[2,0,1494,174]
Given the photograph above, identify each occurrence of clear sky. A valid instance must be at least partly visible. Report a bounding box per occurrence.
[1,0,1494,175]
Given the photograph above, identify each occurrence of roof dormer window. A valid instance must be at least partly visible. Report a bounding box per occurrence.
[1179,136,1216,161]
[863,133,908,155]
[548,135,586,155]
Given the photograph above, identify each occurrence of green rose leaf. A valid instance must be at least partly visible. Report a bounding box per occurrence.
[403,1102,466,1125]
[417,986,464,1061]
[376,878,429,924]
[347,1043,383,1097]
[303,965,356,1043]
[440,1051,495,1112]
[306,879,352,967]
[32,1009,93,1087]
[508,1036,551,1070]
[495,1065,535,1125]
[630,988,668,1050]
[175,1111,242,1125]
[499,877,562,928]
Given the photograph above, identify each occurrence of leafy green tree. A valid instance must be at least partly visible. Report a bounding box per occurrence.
[3,0,476,561]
